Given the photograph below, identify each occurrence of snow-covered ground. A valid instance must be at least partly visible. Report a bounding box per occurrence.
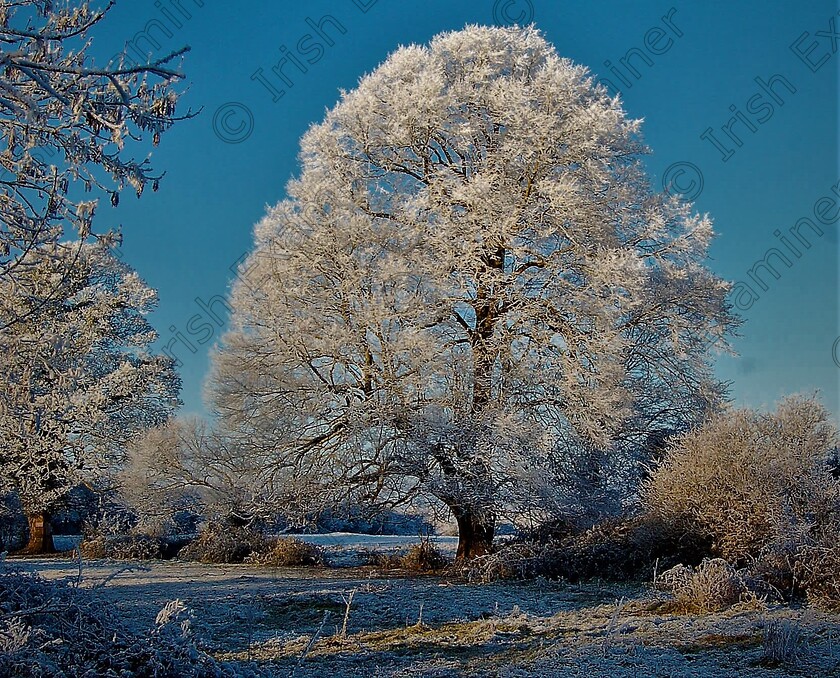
[15,555,840,677]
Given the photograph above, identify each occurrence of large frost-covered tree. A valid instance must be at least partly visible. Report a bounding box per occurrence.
[211,26,738,559]
[0,0,190,329]
[0,243,180,552]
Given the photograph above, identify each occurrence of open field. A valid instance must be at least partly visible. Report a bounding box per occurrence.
[14,557,840,677]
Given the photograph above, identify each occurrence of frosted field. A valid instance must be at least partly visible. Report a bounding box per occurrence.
[17,553,840,678]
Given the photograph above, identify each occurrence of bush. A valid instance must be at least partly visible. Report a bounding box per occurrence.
[550,515,711,582]
[80,534,167,561]
[178,523,269,564]
[0,565,247,676]
[645,396,839,564]
[244,537,324,567]
[793,543,840,611]
[365,537,450,572]
[399,539,450,572]
[655,558,764,614]
[462,541,554,583]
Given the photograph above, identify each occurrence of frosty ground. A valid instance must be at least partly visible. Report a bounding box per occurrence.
[16,542,840,678]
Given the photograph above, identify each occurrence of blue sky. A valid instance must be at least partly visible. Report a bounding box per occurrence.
[89,0,839,420]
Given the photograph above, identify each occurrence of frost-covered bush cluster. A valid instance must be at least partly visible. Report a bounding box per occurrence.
[645,396,840,609]
[645,396,839,561]
[0,565,247,676]
[463,515,709,583]
[176,524,328,567]
[458,396,839,613]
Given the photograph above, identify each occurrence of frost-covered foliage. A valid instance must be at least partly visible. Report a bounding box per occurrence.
[0,565,246,676]
[211,25,737,559]
[645,395,839,562]
[365,536,450,572]
[0,0,191,329]
[794,543,840,611]
[0,242,180,524]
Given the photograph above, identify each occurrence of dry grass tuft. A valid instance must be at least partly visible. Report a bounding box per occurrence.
[364,537,449,572]
[761,619,808,667]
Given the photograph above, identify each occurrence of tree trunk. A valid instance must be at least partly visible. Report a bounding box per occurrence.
[21,511,54,554]
[454,508,494,560]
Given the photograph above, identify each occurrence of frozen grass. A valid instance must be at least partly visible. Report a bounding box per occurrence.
[13,558,840,677]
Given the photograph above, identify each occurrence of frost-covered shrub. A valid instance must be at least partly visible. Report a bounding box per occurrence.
[244,537,324,567]
[178,522,269,564]
[400,538,450,572]
[0,565,248,676]
[129,493,204,539]
[656,558,763,614]
[462,541,553,583]
[550,515,710,582]
[645,396,839,563]
[793,543,840,611]
[80,533,167,561]
[364,537,450,572]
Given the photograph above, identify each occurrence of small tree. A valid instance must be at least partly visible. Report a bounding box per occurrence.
[644,395,840,562]
[122,416,273,529]
[0,0,191,329]
[0,243,180,552]
[211,26,737,559]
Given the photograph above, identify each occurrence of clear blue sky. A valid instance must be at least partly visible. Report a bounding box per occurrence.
[89,0,839,420]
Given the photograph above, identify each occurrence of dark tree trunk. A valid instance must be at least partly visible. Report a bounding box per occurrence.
[21,511,54,554]
[454,508,494,560]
